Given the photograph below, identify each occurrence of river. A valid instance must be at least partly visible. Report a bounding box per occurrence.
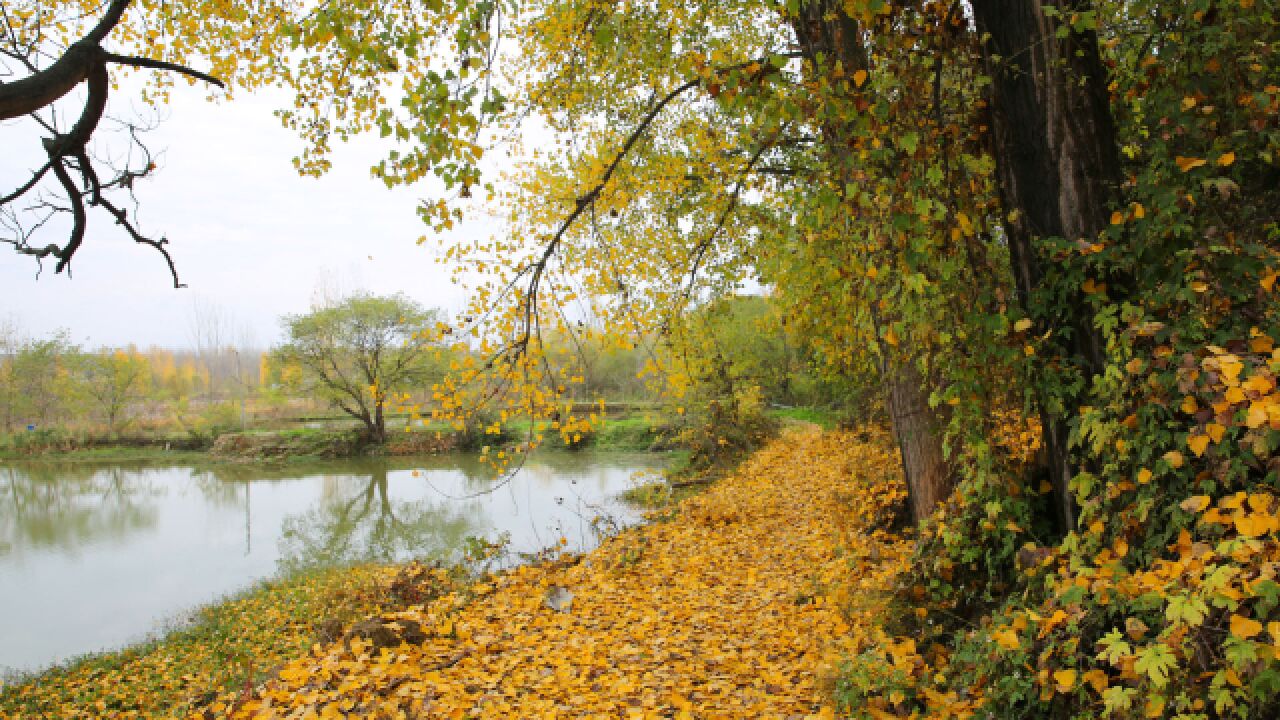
[0,451,664,676]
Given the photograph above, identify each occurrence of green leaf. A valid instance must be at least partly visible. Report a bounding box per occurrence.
[1134,643,1177,687]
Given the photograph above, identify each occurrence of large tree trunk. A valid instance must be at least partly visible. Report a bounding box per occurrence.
[885,362,953,524]
[970,0,1122,531]
[792,0,956,521]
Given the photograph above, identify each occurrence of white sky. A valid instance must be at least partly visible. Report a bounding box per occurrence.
[1,80,492,350]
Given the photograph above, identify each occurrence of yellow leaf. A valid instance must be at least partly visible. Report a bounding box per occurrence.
[1217,152,1236,167]
[1137,468,1153,485]
[1226,386,1246,404]
[884,327,898,347]
[1247,402,1269,428]
[1014,318,1033,333]
[1175,156,1207,172]
[1235,512,1275,538]
[1182,396,1198,414]
[1245,373,1274,395]
[1054,668,1077,692]
[1230,614,1263,639]
[993,628,1021,650]
[1083,668,1110,694]
[1188,434,1210,457]
[1110,211,1125,226]
[1220,359,1244,383]
[1133,203,1146,219]
[1250,333,1275,354]
[1206,423,1226,443]
[1180,495,1210,513]
[853,69,868,88]
[1164,450,1185,468]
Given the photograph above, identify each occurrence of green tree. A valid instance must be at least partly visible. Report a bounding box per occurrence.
[77,348,152,431]
[273,294,442,443]
[2,332,80,430]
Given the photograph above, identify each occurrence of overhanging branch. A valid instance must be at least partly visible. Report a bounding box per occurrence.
[2,0,223,286]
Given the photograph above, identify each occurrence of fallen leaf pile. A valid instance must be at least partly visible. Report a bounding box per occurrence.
[222,428,911,719]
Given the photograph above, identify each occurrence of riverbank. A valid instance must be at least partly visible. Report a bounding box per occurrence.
[224,427,907,718]
[0,413,675,464]
[0,405,844,464]
[0,427,904,719]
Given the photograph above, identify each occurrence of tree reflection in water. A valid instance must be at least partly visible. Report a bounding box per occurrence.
[276,464,478,574]
[0,464,163,558]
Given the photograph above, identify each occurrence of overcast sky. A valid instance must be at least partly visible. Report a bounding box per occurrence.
[2,79,492,350]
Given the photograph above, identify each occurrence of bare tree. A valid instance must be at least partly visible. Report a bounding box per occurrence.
[1,0,223,285]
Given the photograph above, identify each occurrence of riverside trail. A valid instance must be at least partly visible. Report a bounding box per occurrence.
[220,428,911,719]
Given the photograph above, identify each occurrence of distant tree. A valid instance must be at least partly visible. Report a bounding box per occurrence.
[4,331,80,428]
[0,319,22,432]
[78,348,151,430]
[273,294,441,443]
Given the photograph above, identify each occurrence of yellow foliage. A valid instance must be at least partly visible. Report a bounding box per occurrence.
[1229,614,1263,640]
[219,429,910,719]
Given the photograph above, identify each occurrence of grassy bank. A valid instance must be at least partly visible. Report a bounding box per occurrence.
[1,411,680,463]
[0,445,211,464]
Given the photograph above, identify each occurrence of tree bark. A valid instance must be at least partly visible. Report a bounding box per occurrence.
[884,362,953,524]
[372,401,386,444]
[970,0,1122,531]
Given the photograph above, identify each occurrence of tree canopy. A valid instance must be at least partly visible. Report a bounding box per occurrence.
[273,293,441,442]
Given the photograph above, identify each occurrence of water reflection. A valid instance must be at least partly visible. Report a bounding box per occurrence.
[0,465,164,559]
[0,452,663,674]
[276,467,477,574]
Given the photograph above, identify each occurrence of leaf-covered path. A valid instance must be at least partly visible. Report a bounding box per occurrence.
[225,429,909,719]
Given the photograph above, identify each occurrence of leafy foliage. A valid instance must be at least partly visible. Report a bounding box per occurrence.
[273,294,443,442]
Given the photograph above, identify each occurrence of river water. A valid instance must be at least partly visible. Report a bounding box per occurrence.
[0,452,664,675]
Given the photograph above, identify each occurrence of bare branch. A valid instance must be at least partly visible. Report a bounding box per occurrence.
[0,41,103,120]
[2,0,223,282]
[0,159,55,205]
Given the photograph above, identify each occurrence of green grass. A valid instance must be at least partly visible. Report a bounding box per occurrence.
[767,406,840,430]
[619,477,705,509]
[0,444,209,464]
[591,415,668,451]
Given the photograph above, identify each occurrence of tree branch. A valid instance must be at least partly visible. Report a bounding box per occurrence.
[104,52,226,88]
